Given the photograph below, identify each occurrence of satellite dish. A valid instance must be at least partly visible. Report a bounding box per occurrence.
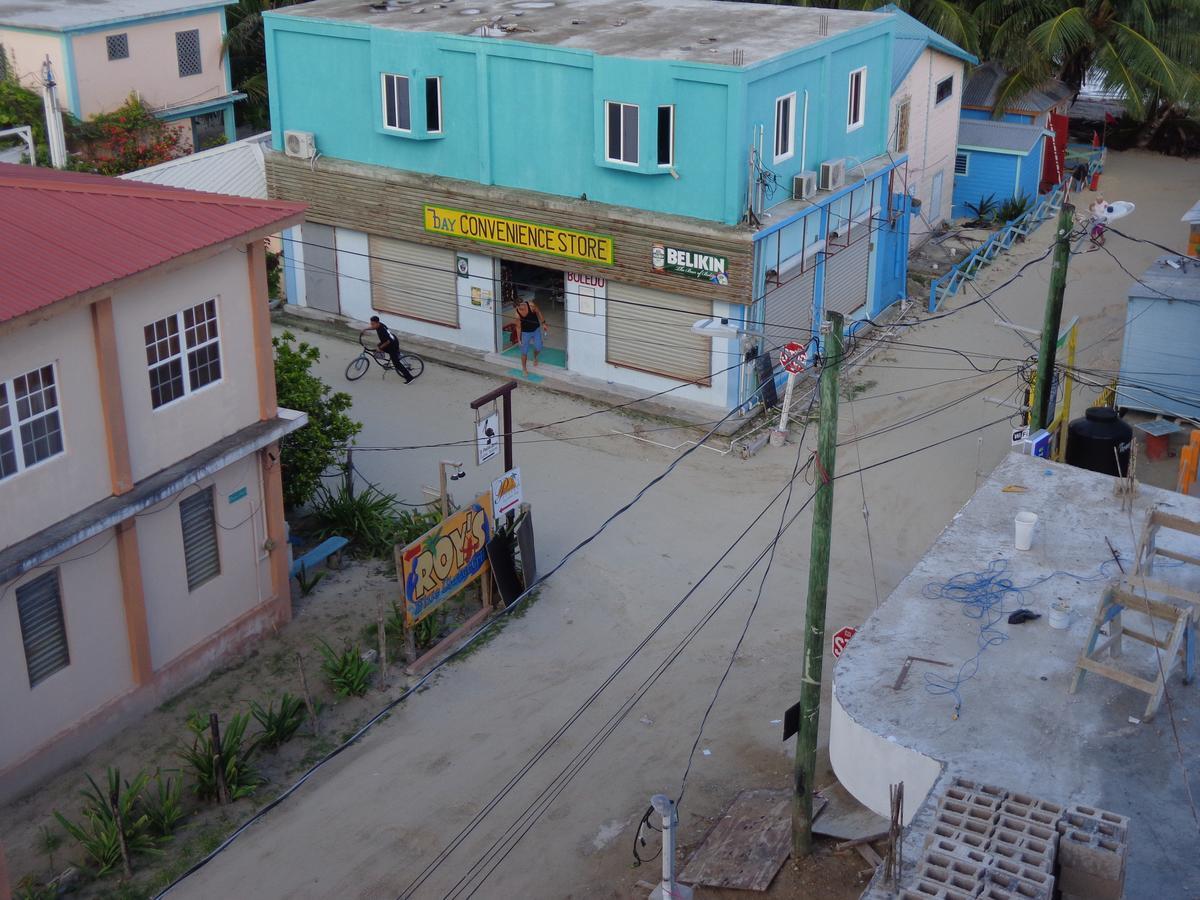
[1104,201,1135,222]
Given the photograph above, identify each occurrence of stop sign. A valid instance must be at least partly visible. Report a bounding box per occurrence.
[831,626,856,659]
[779,342,807,374]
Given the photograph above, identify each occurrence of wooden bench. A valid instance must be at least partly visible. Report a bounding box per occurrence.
[290,536,349,580]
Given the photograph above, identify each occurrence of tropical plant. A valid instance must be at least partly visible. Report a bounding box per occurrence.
[35,824,63,875]
[138,772,185,838]
[316,639,375,697]
[251,693,306,749]
[311,482,402,558]
[73,95,184,176]
[14,878,55,900]
[53,768,161,875]
[964,193,999,226]
[394,506,444,546]
[413,607,448,650]
[296,563,326,597]
[223,0,315,130]
[997,194,1033,223]
[273,331,362,509]
[179,713,262,802]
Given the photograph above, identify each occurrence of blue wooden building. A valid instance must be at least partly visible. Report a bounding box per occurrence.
[951,120,1046,218]
[263,0,915,413]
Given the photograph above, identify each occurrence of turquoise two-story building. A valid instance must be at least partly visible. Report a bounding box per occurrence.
[265,0,912,413]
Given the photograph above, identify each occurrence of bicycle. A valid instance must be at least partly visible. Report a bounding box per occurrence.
[345,330,425,382]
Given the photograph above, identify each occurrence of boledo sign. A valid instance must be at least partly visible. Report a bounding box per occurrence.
[398,492,494,626]
[651,243,730,285]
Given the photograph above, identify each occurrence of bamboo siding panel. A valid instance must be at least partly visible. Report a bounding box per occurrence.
[267,152,754,305]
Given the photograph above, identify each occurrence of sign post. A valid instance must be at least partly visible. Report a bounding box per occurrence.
[771,342,807,448]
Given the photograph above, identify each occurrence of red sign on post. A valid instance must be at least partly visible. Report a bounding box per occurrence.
[831,626,857,659]
[780,341,807,375]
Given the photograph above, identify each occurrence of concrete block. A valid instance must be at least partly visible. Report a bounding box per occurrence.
[1058,863,1126,900]
[989,828,1056,867]
[982,866,1054,900]
[924,836,991,868]
[917,854,985,895]
[938,795,1000,828]
[1067,803,1130,834]
[1007,792,1065,818]
[986,857,1055,892]
[1059,828,1127,882]
[934,808,993,839]
[993,815,1056,844]
[949,776,1006,802]
[899,884,975,900]
[1058,809,1130,843]
[999,799,1060,828]
[987,838,1054,874]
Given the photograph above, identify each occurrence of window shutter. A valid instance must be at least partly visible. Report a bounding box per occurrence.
[180,488,220,591]
[176,29,201,77]
[17,570,69,687]
[606,283,712,384]
[823,223,872,317]
[369,235,459,327]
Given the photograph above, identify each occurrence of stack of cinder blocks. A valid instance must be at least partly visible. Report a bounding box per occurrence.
[897,778,1129,900]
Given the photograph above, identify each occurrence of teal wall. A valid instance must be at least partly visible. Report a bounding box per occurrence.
[265,13,894,225]
[962,109,1035,124]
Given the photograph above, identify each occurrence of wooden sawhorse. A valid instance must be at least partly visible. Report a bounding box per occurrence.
[1069,583,1195,720]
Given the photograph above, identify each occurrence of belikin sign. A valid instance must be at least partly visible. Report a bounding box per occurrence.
[398,492,494,625]
[652,243,730,285]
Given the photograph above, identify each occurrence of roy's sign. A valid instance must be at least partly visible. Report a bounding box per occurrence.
[424,204,614,266]
[651,244,729,285]
[398,493,494,625]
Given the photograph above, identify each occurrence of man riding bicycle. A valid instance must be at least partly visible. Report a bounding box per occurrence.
[368,315,414,383]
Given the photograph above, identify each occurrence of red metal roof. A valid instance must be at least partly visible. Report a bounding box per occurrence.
[0,163,306,324]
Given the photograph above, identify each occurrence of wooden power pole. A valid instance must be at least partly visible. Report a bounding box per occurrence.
[1030,203,1075,432]
[793,309,844,858]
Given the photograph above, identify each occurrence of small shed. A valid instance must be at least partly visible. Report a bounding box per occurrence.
[1117,256,1200,421]
[1182,199,1200,258]
[951,120,1046,218]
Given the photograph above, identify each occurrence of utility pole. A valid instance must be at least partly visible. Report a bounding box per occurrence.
[1030,203,1075,432]
[40,56,67,169]
[792,308,843,858]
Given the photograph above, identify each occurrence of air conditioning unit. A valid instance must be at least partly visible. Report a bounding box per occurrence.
[792,171,818,201]
[284,130,317,161]
[819,158,846,192]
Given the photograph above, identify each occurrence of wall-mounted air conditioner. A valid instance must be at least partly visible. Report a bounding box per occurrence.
[793,171,818,201]
[819,158,846,192]
[284,130,317,161]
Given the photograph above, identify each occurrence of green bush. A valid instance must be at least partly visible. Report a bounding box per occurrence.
[316,639,375,697]
[311,483,402,558]
[251,693,306,750]
[139,772,184,838]
[179,713,262,802]
[964,193,998,226]
[273,331,362,510]
[53,768,161,875]
[996,194,1032,223]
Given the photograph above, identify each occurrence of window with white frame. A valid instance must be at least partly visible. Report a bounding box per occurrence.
[605,101,639,165]
[144,299,221,409]
[847,67,867,131]
[17,569,69,687]
[425,77,442,133]
[382,73,412,132]
[180,487,220,591]
[955,153,969,175]
[0,364,64,480]
[774,93,795,162]
[935,76,954,106]
[657,105,674,167]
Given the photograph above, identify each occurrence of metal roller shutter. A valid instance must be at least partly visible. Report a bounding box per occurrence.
[606,283,712,384]
[763,259,816,356]
[16,570,69,687]
[823,223,872,318]
[181,487,220,591]
[369,236,459,327]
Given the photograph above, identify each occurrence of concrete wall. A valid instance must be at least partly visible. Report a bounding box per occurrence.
[139,454,270,669]
[0,28,69,110]
[0,307,113,549]
[891,49,964,247]
[111,246,261,483]
[69,11,228,118]
[0,533,132,774]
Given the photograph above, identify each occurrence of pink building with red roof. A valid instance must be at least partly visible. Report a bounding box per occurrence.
[0,164,305,799]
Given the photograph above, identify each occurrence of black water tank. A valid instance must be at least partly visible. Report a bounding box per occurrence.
[1065,407,1133,476]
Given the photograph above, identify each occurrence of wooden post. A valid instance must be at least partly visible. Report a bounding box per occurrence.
[793,309,844,859]
[109,783,132,879]
[296,652,319,735]
[377,596,389,690]
[1030,203,1075,432]
[405,623,418,665]
[210,713,231,805]
[345,447,355,500]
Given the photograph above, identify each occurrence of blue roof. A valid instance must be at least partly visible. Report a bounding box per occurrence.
[879,4,978,92]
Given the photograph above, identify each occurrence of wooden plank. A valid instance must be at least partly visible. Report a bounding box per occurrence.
[1153,546,1200,567]
[1116,580,1200,612]
[1076,656,1157,694]
[678,789,794,891]
[1149,510,1200,537]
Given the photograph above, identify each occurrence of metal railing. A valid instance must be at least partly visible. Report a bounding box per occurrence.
[928,146,1105,312]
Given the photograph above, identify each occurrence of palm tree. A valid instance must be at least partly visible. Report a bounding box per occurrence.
[223,0,313,131]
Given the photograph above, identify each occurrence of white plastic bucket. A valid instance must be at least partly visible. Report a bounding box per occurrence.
[1014,511,1038,551]
[1049,601,1071,629]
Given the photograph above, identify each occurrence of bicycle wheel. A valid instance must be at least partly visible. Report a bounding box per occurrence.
[399,354,424,381]
[345,354,370,381]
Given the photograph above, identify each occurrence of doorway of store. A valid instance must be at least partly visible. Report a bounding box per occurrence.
[498,259,568,370]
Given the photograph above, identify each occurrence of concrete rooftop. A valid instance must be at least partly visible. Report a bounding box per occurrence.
[274,0,887,67]
[0,0,227,31]
[834,452,1200,897]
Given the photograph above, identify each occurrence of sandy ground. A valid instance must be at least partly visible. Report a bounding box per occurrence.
[6,149,1197,899]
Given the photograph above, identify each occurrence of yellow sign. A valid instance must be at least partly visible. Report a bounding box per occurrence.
[424,204,614,266]
[398,492,494,625]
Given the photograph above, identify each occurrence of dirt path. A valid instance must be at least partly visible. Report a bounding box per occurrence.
[8,150,1197,899]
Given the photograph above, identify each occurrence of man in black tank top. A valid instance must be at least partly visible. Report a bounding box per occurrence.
[512,290,548,376]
